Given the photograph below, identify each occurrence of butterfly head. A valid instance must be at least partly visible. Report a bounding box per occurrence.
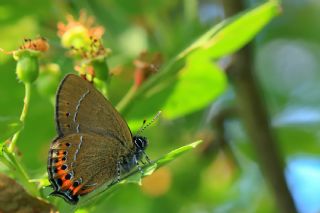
[133,135,148,151]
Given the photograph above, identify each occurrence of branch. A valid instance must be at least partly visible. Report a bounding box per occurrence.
[200,105,238,165]
[222,1,297,213]
[0,174,55,213]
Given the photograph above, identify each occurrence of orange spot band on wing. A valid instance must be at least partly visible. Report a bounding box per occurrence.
[55,161,64,167]
[72,184,85,196]
[57,169,66,176]
[61,180,72,190]
[78,186,95,195]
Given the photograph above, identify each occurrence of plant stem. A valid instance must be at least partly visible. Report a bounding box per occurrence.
[184,0,198,23]
[116,85,138,113]
[116,57,184,115]
[4,83,39,196]
[8,83,31,152]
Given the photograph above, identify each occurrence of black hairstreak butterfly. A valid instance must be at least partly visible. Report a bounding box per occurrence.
[47,74,152,204]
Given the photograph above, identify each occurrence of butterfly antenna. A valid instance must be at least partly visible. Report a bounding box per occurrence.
[136,111,162,135]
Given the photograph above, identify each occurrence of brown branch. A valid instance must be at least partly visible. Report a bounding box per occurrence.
[221,1,298,213]
[0,173,56,213]
[198,105,238,164]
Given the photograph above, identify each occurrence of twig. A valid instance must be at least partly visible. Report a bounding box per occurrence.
[0,173,54,212]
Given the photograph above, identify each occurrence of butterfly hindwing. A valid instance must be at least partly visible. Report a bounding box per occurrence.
[48,132,132,203]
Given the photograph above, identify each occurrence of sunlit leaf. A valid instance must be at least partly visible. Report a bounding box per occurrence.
[124,2,279,120]
[156,140,202,166]
[162,51,227,119]
[75,209,90,213]
[205,1,280,58]
[179,1,280,59]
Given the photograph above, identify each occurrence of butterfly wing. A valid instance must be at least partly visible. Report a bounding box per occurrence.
[55,74,132,147]
[48,132,132,204]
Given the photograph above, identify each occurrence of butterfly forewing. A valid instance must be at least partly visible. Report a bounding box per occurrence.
[55,74,132,146]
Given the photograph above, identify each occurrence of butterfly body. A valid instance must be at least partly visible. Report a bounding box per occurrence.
[48,74,148,204]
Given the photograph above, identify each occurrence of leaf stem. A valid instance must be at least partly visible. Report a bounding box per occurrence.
[3,82,39,196]
[116,85,138,113]
[116,57,183,115]
[8,83,31,152]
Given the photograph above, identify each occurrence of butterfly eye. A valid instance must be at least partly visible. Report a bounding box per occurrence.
[134,136,148,150]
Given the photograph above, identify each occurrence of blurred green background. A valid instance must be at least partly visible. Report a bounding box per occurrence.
[1,0,320,212]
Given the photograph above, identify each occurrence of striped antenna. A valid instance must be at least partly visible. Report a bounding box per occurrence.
[136,111,162,135]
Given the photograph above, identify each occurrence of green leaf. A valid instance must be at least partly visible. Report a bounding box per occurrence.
[122,2,279,121]
[0,117,23,142]
[156,140,202,166]
[75,209,90,213]
[76,140,202,208]
[125,51,227,121]
[179,1,281,59]
[161,51,227,119]
[124,140,202,183]
[205,1,280,58]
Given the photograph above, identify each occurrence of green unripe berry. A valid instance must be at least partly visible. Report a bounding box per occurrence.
[16,54,39,83]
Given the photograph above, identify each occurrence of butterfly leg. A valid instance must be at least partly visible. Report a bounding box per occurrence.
[142,150,152,164]
[145,154,152,164]
[116,161,121,182]
[134,155,144,175]
[139,153,147,165]
[140,159,147,165]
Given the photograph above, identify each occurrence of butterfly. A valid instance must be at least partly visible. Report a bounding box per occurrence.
[47,74,150,204]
